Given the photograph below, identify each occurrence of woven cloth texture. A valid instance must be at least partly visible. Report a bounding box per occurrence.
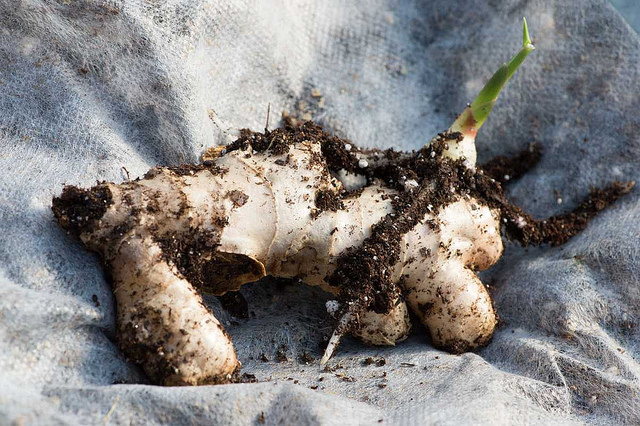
[1,0,639,424]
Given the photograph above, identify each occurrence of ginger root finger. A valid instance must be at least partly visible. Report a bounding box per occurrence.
[436,199,504,271]
[392,198,502,352]
[112,234,239,386]
[404,262,497,353]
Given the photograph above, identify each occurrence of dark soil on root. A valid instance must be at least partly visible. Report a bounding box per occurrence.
[227,119,371,178]
[156,231,266,296]
[52,184,113,235]
[223,121,634,335]
[313,188,345,218]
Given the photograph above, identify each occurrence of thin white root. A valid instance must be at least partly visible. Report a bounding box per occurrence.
[320,311,352,365]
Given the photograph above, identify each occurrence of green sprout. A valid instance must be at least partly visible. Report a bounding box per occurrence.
[451,18,535,134]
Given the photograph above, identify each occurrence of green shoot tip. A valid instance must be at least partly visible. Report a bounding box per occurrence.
[522,17,533,48]
[451,18,535,133]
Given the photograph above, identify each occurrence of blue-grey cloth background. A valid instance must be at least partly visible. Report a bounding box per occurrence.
[1,0,640,425]
[611,0,640,34]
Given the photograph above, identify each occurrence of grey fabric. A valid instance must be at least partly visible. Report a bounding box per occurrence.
[1,0,639,424]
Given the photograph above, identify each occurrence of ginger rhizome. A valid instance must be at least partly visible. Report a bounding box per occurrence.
[52,20,633,386]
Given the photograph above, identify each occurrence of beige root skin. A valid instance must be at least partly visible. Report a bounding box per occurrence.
[400,198,502,352]
[58,134,503,385]
[111,235,239,385]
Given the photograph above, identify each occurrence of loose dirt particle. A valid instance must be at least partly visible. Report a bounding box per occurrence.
[299,351,315,364]
[276,347,288,363]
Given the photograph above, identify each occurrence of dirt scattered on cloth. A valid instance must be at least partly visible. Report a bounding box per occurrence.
[481,142,542,184]
[500,181,635,246]
[229,371,259,384]
[299,351,315,364]
[479,142,635,246]
[362,356,386,366]
[362,357,375,366]
[276,345,289,363]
